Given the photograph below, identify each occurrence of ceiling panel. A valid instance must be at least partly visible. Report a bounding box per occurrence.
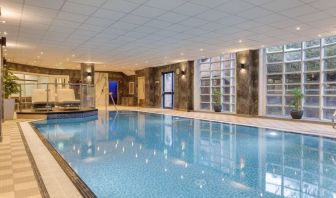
[1,0,336,72]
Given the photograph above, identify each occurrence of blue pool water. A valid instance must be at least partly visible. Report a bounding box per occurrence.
[33,111,336,198]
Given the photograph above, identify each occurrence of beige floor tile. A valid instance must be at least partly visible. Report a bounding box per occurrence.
[0,191,15,198]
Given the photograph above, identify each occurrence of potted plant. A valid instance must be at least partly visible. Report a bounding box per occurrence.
[290,88,304,119]
[212,89,221,112]
[3,69,20,120]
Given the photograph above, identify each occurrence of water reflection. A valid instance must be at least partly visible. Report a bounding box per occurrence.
[34,111,336,198]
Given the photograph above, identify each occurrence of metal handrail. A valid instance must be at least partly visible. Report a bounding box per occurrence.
[109,92,118,112]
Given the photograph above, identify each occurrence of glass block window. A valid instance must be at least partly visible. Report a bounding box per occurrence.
[265,36,336,120]
[198,54,236,112]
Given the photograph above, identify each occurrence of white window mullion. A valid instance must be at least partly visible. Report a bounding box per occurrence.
[282,47,286,117]
[301,42,305,118]
[210,60,213,111]
[320,39,324,120]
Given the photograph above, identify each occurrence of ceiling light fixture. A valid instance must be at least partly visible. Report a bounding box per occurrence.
[180,52,184,56]
[238,40,242,43]
[72,54,75,57]
[3,32,7,35]
[296,26,300,31]
[199,48,203,52]
[318,34,322,37]
[40,51,44,55]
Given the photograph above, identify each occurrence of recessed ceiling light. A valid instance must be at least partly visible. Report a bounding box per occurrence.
[296,26,300,31]
[3,32,7,35]
[199,48,203,52]
[40,51,44,55]
[238,40,242,43]
[318,34,322,37]
[261,45,265,48]
[1,21,5,24]
[72,54,75,57]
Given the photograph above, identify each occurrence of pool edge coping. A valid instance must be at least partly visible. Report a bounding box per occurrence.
[16,122,50,198]
[27,122,97,198]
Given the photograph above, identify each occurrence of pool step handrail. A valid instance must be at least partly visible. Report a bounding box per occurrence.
[109,92,118,112]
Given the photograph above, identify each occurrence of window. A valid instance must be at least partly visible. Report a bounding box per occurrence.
[198,54,236,112]
[265,36,336,120]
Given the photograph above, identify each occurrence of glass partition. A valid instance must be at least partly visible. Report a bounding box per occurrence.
[10,82,95,112]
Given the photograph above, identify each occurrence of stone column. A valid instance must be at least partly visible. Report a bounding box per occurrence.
[80,63,95,84]
[143,67,155,107]
[236,50,259,115]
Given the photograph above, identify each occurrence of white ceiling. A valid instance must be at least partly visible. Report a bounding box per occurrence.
[1,0,336,72]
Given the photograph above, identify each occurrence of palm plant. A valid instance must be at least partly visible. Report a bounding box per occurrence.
[3,69,20,99]
[213,89,221,105]
[291,88,303,111]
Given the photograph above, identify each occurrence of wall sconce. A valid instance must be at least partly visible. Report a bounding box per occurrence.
[180,70,186,76]
[87,72,92,77]
[240,64,245,69]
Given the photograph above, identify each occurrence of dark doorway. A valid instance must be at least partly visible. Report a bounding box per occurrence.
[162,72,174,109]
[109,80,118,104]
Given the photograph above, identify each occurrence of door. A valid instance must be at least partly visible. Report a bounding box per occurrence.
[109,80,118,104]
[162,72,174,109]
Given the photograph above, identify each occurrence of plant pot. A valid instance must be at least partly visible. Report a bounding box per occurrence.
[290,110,303,119]
[4,98,15,120]
[213,104,222,112]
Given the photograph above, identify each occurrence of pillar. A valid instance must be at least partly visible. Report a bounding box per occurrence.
[236,50,259,115]
[80,63,95,84]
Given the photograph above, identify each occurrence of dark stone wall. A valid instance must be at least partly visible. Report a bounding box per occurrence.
[236,50,259,115]
[135,61,194,111]
[7,62,81,82]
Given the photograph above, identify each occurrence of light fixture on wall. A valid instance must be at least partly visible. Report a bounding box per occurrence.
[180,70,186,76]
[240,64,245,69]
[87,72,92,77]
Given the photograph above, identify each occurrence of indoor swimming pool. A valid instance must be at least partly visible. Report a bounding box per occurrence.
[33,111,336,198]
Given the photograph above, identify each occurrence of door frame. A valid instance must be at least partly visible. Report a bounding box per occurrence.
[162,72,174,109]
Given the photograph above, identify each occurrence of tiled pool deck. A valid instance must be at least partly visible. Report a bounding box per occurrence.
[1,106,335,197]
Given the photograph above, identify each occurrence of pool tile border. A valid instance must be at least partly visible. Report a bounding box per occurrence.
[28,123,97,198]
[16,122,49,198]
